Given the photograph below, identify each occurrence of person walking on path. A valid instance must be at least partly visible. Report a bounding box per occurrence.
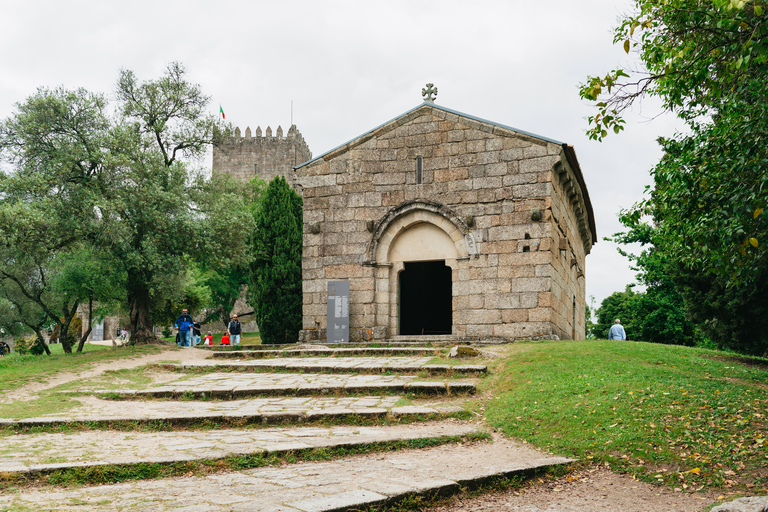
[175,308,194,347]
[609,319,627,341]
[227,314,242,345]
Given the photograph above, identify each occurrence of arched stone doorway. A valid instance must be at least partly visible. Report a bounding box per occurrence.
[366,201,476,337]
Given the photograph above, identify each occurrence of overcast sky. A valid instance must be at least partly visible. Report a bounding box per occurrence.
[0,0,686,310]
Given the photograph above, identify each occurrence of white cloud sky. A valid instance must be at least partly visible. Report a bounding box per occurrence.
[0,0,687,308]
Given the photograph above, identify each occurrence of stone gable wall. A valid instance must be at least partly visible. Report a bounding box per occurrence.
[296,105,591,342]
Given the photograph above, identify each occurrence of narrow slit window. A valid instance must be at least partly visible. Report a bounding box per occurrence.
[254,164,258,174]
[416,156,423,184]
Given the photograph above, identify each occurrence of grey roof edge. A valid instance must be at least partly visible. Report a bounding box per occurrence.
[562,144,597,247]
[294,102,565,169]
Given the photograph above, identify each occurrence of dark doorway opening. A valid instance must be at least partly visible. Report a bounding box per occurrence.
[399,260,452,335]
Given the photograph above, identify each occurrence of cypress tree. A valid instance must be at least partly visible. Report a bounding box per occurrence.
[249,176,303,344]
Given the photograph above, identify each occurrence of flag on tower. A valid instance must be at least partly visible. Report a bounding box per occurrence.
[219,105,225,120]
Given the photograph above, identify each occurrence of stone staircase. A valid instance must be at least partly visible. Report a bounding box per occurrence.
[0,342,574,512]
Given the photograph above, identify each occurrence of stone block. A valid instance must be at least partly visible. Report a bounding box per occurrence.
[500,147,524,160]
[523,145,549,158]
[485,162,507,176]
[512,182,550,199]
[372,172,406,186]
[528,307,552,322]
[463,309,502,324]
[466,324,493,337]
[519,292,540,308]
[472,176,502,189]
[448,382,476,394]
[466,139,485,153]
[502,309,529,323]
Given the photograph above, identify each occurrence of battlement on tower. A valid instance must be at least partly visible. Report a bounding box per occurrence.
[212,124,312,185]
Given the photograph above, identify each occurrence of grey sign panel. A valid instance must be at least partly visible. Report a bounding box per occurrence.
[92,320,104,342]
[327,281,350,343]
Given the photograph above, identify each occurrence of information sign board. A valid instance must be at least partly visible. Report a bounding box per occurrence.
[327,281,350,343]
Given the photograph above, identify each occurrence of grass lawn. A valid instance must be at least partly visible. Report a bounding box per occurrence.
[482,340,768,496]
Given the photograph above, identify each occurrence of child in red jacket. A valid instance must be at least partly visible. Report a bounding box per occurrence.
[221,332,231,345]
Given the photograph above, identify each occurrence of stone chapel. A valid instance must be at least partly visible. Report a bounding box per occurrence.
[294,93,596,342]
[213,89,596,343]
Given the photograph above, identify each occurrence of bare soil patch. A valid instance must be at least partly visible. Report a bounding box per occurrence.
[429,466,719,512]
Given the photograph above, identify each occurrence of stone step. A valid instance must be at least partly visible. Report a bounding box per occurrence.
[210,346,445,358]
[64,372,476,400]
[200,340,471,351]
[3,395,467,431]
[163,357,487,375]
[1,429,574,511]
[0,421,480,478]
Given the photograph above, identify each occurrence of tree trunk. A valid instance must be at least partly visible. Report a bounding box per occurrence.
[76,297,93,353]
[33,328,51,355]
[58,321,73,354]
[128,282,155,344]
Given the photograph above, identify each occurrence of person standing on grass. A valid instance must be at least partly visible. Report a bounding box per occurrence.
[227,314,242,346]
[175,308,194,347]
[609,319,627,341]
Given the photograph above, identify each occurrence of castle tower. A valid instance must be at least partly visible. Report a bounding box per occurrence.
[212,124,312,185]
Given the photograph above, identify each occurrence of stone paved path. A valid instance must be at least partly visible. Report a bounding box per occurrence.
[90,372,475,398]
[0,344,581,512]
[169,356,486,375]
[1,433,573,512]
[211,347,444,359]
[0,421,478,475]
[3,395,469,428]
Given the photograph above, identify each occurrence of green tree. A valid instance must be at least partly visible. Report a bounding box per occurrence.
[608,216,702,347]
[0,64,252,347]
[107,63,230,343]
[593,287,639,340]
[582,0,768,353]
[196,177,264,329]
[249,176,302,345]
[0,87,117,353]
[581,0,767,283]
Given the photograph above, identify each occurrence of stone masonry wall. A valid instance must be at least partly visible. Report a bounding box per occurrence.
[296,104,592,342]
[212,124,312,185]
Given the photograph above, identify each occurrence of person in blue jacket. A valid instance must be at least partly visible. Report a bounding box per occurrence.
[608,319,627,341]
[175,308,194,347]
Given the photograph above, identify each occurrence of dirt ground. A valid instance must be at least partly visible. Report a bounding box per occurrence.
[3,345,725,511]
[430,466,720,511]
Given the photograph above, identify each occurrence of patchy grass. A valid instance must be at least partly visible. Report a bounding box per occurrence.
[0,432,489,489]
[0,343,170,389]
[483,340,768,496]
[0,344,172,420]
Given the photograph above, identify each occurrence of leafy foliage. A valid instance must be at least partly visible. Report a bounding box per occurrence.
[0,63,254,347]
[249,176,302,345]
[581,0,768,141]
[584,0,768,353]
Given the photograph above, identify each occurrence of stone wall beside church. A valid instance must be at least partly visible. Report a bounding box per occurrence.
[212,124,312,185]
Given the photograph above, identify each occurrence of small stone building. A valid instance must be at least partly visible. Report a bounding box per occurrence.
[295,99,596,342]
